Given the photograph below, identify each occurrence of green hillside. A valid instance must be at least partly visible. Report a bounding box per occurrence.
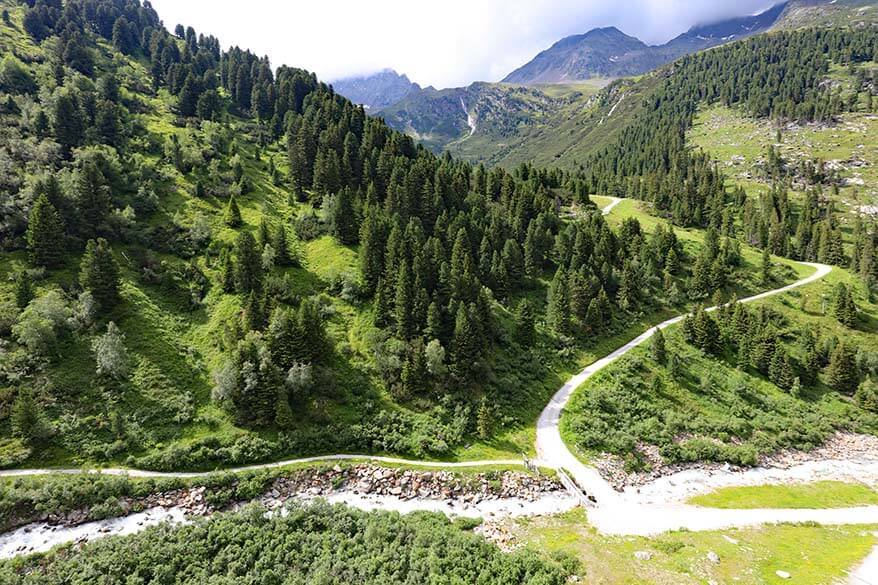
[0,0,800,473]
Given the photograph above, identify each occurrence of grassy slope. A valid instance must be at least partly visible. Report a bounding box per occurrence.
[689,481,878,509]
[561,259,878,468]
[689,100,878,220]
[515,508,877,585]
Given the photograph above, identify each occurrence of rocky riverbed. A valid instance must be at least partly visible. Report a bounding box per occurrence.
[591,433,878,502]
[0,465,575,560]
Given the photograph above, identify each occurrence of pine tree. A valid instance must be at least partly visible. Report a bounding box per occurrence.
[273,224,292,267]
[332,187,359,245]
[234,231,262,294]
[826,342,859,394]
[395,262,414,339]
[514,299,535,346]
[73,161,111,238]
[28,191,65,264]
[651,328,667,365]
[14,270,33,310]
[546,267,570,335]
[477,397,493,439]
[832,283,858,328]
[79,238,120,311]
[225,195,242,227]
[11,388,47,446]
[855,377,878,413]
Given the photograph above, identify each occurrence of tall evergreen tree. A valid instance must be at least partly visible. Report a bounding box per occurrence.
[651,327,667,365]
[225,195,242,227]
[79,238,120,311]
[826,342,859,394]
[234,231,262,294]
[546,267,570,335]
[26,194,65,268]
[332,187,359,245]
[15,270,33,310]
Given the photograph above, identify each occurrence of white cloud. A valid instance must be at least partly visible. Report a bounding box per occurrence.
[148,0,779,89]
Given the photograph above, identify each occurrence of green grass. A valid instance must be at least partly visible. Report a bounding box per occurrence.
[516,508,878,585]
[689,103,878,219]
[689,481,878,509]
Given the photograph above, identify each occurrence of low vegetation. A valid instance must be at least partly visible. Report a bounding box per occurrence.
[514,508,878,585]
[0,502,577,584]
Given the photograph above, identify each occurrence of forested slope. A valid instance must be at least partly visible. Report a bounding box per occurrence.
[0,0,788,471]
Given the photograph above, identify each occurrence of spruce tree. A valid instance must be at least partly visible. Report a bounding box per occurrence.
[11,388,47,446]
[826,342,859,394]
[395,262,414,339]
[15,270,33,310]
[234,231,262,294]
[855,377,878,413]
[244,290,266,331]
[651,327,667,365]
[426,300,444,340]
[79,238,120,311]
[73,160,111,237]
[52,90,83,153]
[332,187,359,245]
[273,224,292,267]
[761,248,772,285]
[514,299,535,346]
[769,346,795,390]
[225,195,242,227]
[451,304,480,382]
[546,267,570,335]
[477,397,493,439]
[832,283,857,328]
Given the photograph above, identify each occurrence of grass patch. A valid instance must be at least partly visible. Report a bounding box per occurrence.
[689,481,878,509]
[515,508,878,585]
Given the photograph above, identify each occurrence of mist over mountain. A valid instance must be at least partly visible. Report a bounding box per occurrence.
[331,69,420,110]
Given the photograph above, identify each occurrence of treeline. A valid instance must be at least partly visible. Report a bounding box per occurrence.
[581,27,878,229]
[0,502,576,584]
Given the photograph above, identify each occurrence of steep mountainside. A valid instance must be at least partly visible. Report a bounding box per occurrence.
[502,3,788,84]
[773,0,878,29]
[376,82,589,154]
[331,69,419,110]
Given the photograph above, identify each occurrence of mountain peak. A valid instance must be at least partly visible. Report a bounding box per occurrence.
[503,3,789,84]
[332,69,420,110]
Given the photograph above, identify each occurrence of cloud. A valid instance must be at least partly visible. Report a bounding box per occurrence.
[148,0,779,89]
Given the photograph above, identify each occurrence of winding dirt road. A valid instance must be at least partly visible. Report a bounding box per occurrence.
[5,196,878,538]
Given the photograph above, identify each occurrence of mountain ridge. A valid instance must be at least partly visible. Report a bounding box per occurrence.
[331,68,420,110]
[502,2,789,84]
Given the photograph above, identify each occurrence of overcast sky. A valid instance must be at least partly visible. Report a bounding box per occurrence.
[149,0,779,89]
